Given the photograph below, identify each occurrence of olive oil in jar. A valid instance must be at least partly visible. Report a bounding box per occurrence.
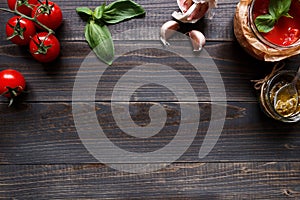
[259,71,300,123]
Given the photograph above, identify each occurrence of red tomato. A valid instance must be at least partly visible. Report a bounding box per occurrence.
[7,0,38,16]
[31,0,63,30]
[6,16,36,46]
[0,69,26,99]
[29,32,60,63]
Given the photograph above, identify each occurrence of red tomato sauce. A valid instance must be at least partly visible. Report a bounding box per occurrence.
[252,0,300,46]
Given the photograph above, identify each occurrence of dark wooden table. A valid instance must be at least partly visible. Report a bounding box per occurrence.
[1,0,300,199]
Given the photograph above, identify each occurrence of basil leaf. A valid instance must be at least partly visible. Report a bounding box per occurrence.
[254,0,292,33]
[254,14,276,33]
[102,0,145,24]
[76,0,145,65]
[85,21,114,65]
[76,7,93,16]
[93,4,105,20]
[269,0,291,19]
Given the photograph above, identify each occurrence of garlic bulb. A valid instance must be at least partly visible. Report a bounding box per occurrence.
[160,20,180,46]
[188,30,206,51]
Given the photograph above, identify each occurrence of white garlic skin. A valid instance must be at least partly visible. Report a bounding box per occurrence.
[160,20,180,45]
[174,0,210,23]
[188,30,206,51]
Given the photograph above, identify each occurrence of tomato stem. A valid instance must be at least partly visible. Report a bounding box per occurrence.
[0,7,55,35]
[17,0,33,9]
[31,33,52,55]
[8,98,14,107]
[0,86,24,107]
[6,20,26,40]
[35,0,54,15]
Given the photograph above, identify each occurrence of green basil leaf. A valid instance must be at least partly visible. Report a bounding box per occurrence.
[255,0,292,33]
[102,0,145,24]
[254,14,276,33]
[269,0,291,19]
[76,7,93,16]
[93,4,105,20]
[85,21,114,65]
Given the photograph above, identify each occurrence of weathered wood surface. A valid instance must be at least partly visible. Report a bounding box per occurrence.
[0,102,299,164]
[0,0,239,42]
[1,41,299,102]
[0,0,300,199]
[0,162,300,199]
[0,0,299,102]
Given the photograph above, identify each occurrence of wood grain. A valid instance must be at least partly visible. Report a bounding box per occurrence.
[0,0,239,43]
[0,102,299,164]
[0,0,300,198]
[1,41,299,102]
[0,162,299,199]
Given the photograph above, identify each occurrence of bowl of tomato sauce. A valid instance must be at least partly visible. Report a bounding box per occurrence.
[249,0,300,49]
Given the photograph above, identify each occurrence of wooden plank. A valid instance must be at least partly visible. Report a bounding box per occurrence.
[0,102,299,164]
[0,162,299,199]
[0,0,239,43]
[1,41,298,102]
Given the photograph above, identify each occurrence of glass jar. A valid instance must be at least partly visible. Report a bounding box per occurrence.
[260,70,300,123]
[248,0,300,49]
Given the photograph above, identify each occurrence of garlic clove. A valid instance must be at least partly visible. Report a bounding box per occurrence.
[188,30,206,51]
[160,20,180,46]
[177,0,193,13]
[187,2,209,21]
[172,3,199,23]
[175,0,217,23]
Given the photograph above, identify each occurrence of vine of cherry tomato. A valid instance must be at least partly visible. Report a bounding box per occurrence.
[1,0,63,105]
[5,0,63,63]
[7,0,38,16]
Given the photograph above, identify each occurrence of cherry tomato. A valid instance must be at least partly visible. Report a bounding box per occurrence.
[0,69,26,99]
[8,0,38,16]
[31,0,63,30]
[29,32,60,63]
[6,16,36,46]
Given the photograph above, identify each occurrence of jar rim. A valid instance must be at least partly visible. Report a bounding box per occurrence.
[248,0,300,49]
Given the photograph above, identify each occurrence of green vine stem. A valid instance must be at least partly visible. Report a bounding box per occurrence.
[0,6,55,35]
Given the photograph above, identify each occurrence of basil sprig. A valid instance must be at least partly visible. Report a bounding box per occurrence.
[254,0,292,33]
[76,0,145,65]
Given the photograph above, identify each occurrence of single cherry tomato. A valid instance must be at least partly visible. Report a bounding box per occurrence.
[29,32,60,63]
[6,16,36,46]
[7,0,38,16]
[31,0,63,30]
[0,69,26,106]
